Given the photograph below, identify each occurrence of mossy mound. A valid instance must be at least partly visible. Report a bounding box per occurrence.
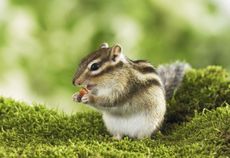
[0,66,229,157]
[166,66,230,124]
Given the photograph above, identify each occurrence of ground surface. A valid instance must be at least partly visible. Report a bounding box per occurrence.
[0,66,229,157]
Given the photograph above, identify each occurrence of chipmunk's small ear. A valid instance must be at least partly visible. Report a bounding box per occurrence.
[112,44,122,54]
[100,43,109,49]
[110,44,122,62]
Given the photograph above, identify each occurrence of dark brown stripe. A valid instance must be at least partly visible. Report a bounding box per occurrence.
[144,79,162,87]
[136,66,157,74]
[127,58,157,74]
[92,61,124,77]
[127,79,162,98]
[112,78,162,106]
[132,60,147,63]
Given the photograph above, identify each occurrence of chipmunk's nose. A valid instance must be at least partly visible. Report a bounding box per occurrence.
[72,78,83,86]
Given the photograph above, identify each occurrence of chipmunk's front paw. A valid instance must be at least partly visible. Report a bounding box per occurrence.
[72,93,81,102]
[81,94,89,104]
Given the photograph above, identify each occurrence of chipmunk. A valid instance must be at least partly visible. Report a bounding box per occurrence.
[72,43,190,140]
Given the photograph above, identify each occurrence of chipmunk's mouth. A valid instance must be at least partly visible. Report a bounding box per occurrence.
[86,84,97,90]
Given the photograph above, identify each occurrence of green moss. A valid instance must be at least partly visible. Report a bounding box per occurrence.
[0,66,229,157]
[166,66,230,124]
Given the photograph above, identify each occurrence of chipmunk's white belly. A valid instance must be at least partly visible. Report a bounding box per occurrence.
[103,112,158,138]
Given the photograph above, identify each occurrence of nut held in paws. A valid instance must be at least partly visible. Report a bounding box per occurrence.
[79,87,88,97]
[76,87,89,102]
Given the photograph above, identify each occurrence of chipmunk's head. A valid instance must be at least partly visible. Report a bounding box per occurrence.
[72,43,127,91]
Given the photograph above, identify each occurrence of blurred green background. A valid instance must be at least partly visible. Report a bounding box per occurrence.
[0,0,230,113]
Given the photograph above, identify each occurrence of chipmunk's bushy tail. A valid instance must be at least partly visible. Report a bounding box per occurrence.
[157,61,191,99]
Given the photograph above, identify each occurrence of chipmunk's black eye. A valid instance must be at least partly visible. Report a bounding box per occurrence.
[90,63,100,71]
